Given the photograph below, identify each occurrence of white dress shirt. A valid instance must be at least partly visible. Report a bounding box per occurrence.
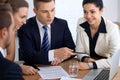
[36,18,55,62]
[0,47,5,57]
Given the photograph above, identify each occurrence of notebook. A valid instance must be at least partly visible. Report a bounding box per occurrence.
[83,49,120,80]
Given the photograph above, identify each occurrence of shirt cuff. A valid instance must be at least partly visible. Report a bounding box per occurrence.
[88,62,93,68]
[88,62,98,69]
[48,50,55,62]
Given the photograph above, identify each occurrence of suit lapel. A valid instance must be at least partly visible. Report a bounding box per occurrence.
[82,29,90,53]
[51,21,56,49]
[32,17,41,49]
[0,52,3,58]
[95,33,106,52]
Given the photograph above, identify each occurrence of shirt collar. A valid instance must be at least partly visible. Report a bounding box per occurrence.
[0,47,5,57]
[36,17,50,29]
[80,17,107,33]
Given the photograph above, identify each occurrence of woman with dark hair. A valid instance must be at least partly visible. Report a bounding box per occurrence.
[76,0,120,70]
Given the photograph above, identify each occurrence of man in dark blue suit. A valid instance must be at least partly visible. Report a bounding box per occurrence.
[0,54,23,80]
[0,4,24,80]
[18,0,75,65]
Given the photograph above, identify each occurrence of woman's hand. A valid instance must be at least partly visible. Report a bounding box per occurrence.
[20,65,38,75]
[84,58,95,63]
[78,62,90,70]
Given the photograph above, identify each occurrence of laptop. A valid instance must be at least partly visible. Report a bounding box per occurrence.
[83,49,120,80]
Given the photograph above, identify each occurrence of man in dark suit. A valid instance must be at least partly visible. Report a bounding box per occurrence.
[0,3,24,80]
[0,54,24,80]
[18,0,75,65]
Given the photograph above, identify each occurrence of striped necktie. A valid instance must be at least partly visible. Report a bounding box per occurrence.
[41,25,50,52]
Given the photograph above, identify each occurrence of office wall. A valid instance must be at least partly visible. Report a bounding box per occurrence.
[103,0,119,22]
[55,0,83,41]
[118,0,120,21]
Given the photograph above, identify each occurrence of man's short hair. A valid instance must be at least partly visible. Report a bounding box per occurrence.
[33,0,55,9]
[0,3,12,30]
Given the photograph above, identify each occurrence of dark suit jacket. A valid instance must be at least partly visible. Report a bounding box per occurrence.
[0,52,24,80]
[18,17,75,65]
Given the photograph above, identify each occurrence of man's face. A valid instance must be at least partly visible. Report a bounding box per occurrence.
[33,1,55,25]
[4,13,15,49]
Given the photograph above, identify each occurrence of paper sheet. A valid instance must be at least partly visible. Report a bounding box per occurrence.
[38,66,70,79]
[60,76,82,80]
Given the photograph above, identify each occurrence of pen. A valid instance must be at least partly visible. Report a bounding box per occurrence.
[32,64,40,71]
[23,63,40,70]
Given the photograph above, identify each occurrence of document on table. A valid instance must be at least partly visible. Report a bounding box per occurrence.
[60,76,82,80]
[38,66,70,79]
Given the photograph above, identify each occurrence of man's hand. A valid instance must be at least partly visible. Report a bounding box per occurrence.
[51,47,74,65]
[54,47,74,61]
[51,58,61,65]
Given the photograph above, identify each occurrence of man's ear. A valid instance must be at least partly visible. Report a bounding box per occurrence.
[0,27,7,38]
[33,7,38,15]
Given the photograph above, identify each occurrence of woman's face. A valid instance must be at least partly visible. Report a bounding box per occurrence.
[13,7,28,30]
[83,3,103,27]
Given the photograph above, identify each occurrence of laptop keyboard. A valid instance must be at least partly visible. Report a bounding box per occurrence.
[94,69,110,80]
